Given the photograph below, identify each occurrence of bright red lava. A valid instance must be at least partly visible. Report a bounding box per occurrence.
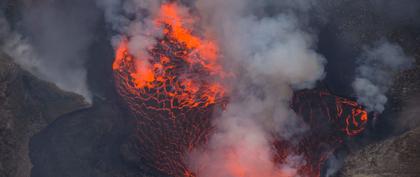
[112,2,369,177]
[113,3,228,177]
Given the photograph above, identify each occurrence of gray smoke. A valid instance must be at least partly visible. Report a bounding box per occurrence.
[97,0,326,176]
[0,13,40,74]
[324,153,344,177]
[352,40,412,113]
[0,1,99,103]
[94,0,420,176]
[95,0,161,57]
[187,0,326,176]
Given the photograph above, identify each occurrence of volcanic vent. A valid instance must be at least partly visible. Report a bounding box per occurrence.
[112,2,369,177]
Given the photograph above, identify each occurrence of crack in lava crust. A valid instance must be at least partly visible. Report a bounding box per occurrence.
[278,90,369,177]
[112,2,369,177]
[113,3,228,177]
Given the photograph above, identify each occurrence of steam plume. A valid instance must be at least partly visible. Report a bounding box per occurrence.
[187,0,326,176]
[95,0,161,55]
[0,0,99,103]
[98,0,326,176]
[352,40,412,113]
[96,0,416,176]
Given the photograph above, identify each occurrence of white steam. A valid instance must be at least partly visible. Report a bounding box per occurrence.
[97,0,326,175]
[0,1,97,103]
[188,0,326,176]
[0,14,40,73]
[95,0,161,56]
[352,40,412,113]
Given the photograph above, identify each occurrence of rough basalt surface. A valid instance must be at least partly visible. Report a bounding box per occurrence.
[0,53,89,177]
[340,127,420,177]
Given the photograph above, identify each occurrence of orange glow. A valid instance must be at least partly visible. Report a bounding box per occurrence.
[158,3,201,49]
[113,39,128,70]
[336,97,369,136]
[112,2,370,177]
[112,3,229,176]
[290,90,370,177]
[113,2,228,115]
[130,59,155,88]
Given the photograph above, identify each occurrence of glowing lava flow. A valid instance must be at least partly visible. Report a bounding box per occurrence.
[113,3,227,177]
[292,90,368,137]
[113,3,228,115]
[112,2,369,177]
[283,89,369,177]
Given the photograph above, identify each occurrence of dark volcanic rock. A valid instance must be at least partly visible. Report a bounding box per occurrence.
[0,53,89,177]
[340,127,420,177]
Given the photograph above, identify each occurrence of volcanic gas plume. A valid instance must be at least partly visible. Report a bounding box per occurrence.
[112,2,369,177]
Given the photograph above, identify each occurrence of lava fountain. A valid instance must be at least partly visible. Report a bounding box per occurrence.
[112,2,368,177]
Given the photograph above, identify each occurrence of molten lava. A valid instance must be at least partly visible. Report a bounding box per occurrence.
[292,90,368,137]
[113,3,227,115]
[113,3,227,177]
[281,89,369,177]
[112,2,369,177]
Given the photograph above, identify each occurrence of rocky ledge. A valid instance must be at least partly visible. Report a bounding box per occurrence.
[0,53,89,177]
[341,127,420,177]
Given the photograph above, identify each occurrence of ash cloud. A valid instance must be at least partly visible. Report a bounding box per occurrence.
[352,40,413,113]
[0,0,100,103]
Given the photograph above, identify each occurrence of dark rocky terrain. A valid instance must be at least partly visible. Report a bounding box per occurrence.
[0,53,89,177]
[0,51,165,177]
[341,127,420,177]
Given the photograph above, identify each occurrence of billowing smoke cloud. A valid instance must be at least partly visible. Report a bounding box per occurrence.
[98,0,326,175]
[94,0,416,176]
[95,0,161,57]
[352,40,412,113]
[187,0,326,176]
[98,0,325,176]
[0,0,99,103]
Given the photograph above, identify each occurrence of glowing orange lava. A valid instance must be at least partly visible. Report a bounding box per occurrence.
[112,2,369,177]
[113,3,228,117]
[289,89,369,177]
[112,2,228,177]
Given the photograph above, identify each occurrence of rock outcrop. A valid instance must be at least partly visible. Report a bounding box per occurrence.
[341,127,420,177]
[0,53,89,177]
